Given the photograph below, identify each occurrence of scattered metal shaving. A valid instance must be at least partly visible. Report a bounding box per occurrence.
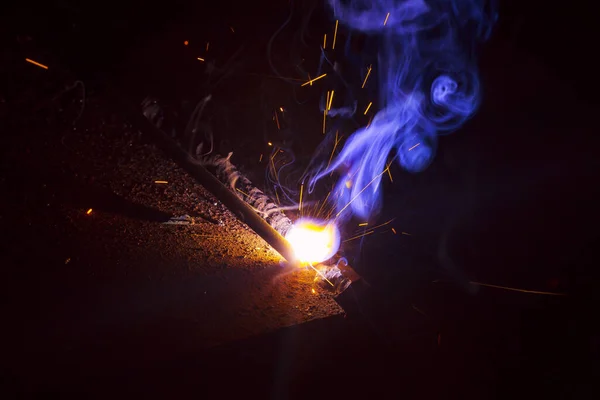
[162,214,195,225]
[316,265,353,295]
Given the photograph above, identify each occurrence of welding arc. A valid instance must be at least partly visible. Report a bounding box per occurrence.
[117,94,297,263]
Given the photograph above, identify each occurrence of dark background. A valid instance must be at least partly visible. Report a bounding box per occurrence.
[2,0,598,397]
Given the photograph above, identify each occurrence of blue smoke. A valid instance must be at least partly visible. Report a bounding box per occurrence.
[310,0,497,221]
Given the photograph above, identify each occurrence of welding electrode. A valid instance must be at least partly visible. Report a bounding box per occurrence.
[119,95,298,263]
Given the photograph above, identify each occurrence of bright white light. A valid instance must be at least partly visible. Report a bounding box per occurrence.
[285,219,340,264]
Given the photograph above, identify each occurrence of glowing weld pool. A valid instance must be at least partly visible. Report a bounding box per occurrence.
[285,218,340,264]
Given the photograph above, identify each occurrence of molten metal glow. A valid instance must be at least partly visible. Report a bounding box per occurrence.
[285,219,340,264]
[25,58,48,70]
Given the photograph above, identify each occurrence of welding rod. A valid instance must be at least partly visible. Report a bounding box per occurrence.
[116,94,298,263]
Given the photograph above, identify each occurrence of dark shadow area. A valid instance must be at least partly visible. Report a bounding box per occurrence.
[3,162,172,223]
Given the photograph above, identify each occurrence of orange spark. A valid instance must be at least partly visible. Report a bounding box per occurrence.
[301,73,327,87]
[269,151,279,183]
[364,101,373,115]
[328,90,334,110]
[230,26,235,33]
[305,262,334,286]
[323,90,329,135]
[358,222,368,227]
[25,58,48,70]
[368,218,395,231]
[336,168,388,218]
[343,230,375,243]
[279,107,284,112]
[275,189,280,205]
[274,111,280,130]
[323,34,327,49]
[333,20,339,49]
[312,288,316,294]
[468,281,567,296]
[268,142,273,146]
[366,114,374,128]
[299,183,304,212]
[391,228,397,234]
[154,180,168,184]
[259,153,263,163]
[206,42,209,51]
[86,208,93,215]
[408,143,421,151]
[361,65,372,88]
[384,12,390,26]
[326,131,342,169]
[184,40,189,46]
[197,57,205,62]
[236,187,251,198]
[316,191,331,216]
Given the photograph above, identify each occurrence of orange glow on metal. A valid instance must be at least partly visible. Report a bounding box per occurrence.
[25,58,48,70]
[301,73,327,87]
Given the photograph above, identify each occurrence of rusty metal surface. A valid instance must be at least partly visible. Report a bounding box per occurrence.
[3,84,344,375]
